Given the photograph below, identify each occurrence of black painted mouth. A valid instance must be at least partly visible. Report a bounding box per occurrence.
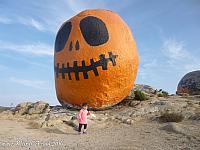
[54,51,118,80]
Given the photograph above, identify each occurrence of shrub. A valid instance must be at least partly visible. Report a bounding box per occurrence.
[156,89,169,97]
[134,90,149,101]
[159,112,184,123]
[162,91,169,97]
[157,92,164,97]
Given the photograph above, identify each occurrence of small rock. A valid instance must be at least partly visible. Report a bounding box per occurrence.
[129,101,140,107]
[124,119,134,125]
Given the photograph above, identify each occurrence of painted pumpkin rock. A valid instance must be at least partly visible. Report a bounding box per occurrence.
[177,70,200,95]
[54,9,139,109]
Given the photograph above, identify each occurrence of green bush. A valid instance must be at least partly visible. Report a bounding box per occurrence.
[156,89,169,97]
[157,92,164,97]
[162,91,169,97]
[134,90,149,101]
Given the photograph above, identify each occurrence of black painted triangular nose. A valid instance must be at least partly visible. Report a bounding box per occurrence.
[75,40,80,50]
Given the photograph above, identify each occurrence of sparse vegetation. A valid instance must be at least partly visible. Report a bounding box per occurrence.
[159,112,184,123]
[157,92,164,97]
[156,89,169,97]
[134,90,149,101]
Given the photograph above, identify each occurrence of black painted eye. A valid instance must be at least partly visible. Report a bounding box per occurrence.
[55,22,72,52]
[80,16,109,46]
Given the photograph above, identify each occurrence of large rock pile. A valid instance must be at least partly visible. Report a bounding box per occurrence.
[0,101,98,129]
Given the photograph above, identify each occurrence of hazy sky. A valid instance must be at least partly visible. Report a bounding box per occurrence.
[0,0,199,106]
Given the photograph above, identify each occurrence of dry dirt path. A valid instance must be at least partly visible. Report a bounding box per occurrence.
[0,119,199,150]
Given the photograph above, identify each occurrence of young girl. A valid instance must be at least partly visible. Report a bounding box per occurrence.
[77,103,90,134]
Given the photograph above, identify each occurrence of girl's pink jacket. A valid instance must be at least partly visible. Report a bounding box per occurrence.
[78,109,90,124]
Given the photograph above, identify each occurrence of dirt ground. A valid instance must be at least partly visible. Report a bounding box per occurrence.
[0,119,199,150]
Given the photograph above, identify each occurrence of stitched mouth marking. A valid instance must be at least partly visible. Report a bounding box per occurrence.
[55,52,118,80]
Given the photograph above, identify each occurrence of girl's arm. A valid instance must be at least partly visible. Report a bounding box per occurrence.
[78,110,82,121]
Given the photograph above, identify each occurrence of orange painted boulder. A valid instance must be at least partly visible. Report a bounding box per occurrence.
[54,9,139,109]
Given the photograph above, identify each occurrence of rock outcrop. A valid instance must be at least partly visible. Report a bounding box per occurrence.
[133,84,156,96]
[14,101,49,115]
[177,70,200,95]
[0,95,199,129]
